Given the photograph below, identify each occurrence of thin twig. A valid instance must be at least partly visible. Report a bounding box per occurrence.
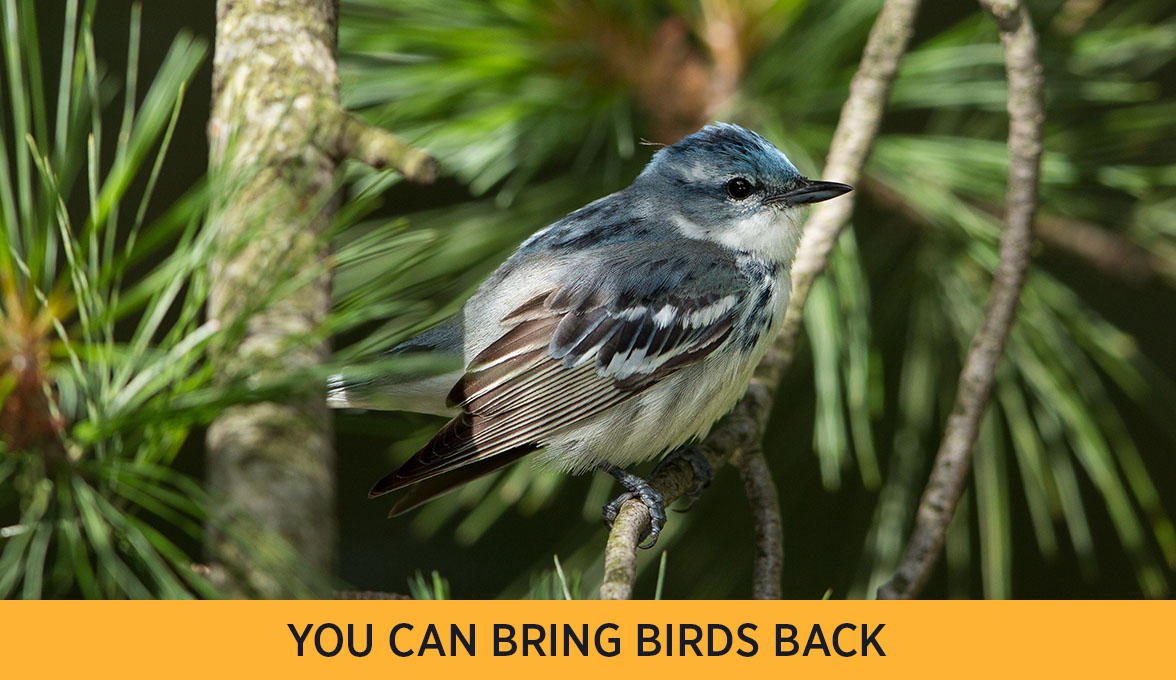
[335,590,412,600]
[862,178,1174,288]
[600,381,774,600]
[1034,213,1176,287]
[317,102,437,183]
[599,0,923,600]
[777,0,924,370]
[877,0,1044,600]
[737,447,784,599]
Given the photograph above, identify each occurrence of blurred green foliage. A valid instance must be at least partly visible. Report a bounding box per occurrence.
[0,0,225,597]
[3,0,1173,599]
[336,0,1176,598]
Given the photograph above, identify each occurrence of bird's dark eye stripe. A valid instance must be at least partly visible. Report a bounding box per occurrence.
[725,177,753,199]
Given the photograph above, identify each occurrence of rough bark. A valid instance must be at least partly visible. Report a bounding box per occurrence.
[205,0,434,597]
[205,0,342,597]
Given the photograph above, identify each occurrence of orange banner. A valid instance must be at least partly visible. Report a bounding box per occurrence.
[1,600,1168,678]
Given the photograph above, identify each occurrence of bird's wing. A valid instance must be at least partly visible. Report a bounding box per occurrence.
[370,239,751,507]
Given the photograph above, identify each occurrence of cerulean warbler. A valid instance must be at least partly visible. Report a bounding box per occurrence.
[329,123,851,546]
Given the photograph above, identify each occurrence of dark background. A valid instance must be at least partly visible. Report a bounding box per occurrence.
[27,0,1174,599]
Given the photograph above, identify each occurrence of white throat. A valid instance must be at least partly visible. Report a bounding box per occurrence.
[673,207,804,266]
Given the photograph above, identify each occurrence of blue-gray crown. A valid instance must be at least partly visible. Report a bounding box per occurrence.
[642,122,803,184]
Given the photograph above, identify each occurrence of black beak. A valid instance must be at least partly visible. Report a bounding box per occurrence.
[769,179,853,206]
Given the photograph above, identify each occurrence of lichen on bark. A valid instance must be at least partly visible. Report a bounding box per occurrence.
[205,0,342,598]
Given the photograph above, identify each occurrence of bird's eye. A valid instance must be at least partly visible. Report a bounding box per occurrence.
[725,177,753,200]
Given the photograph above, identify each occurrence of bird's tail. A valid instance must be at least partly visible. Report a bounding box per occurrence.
[326,370,460,416]
[374,444,536,516]
[326,373,358,407]
[327,316,465,415]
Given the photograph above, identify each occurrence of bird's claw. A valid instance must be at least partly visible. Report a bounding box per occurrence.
[652,445,714,512]
[600,466,667,549]
[602,487,666,549]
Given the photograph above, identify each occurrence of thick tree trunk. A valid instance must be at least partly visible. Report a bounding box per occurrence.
[205,0,340,597]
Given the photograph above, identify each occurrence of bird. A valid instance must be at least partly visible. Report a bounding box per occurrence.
[329,122,851,547]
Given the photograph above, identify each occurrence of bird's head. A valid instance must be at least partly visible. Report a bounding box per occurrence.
[636,122,851,262]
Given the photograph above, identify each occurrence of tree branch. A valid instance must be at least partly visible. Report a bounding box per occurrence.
[335,590,412,600]
[317,103,437,183]
[600,380,774,600]
[877,0,1044,600]
[206,0,342,599]
[1034,213,1176,287]
[861,178,1173,288]
[738,447,784,599]
[599,0,923,600]
[777,0,922,368]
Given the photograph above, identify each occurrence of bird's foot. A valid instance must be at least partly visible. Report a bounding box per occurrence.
[651,445,714,512]
[600,464,666,549]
